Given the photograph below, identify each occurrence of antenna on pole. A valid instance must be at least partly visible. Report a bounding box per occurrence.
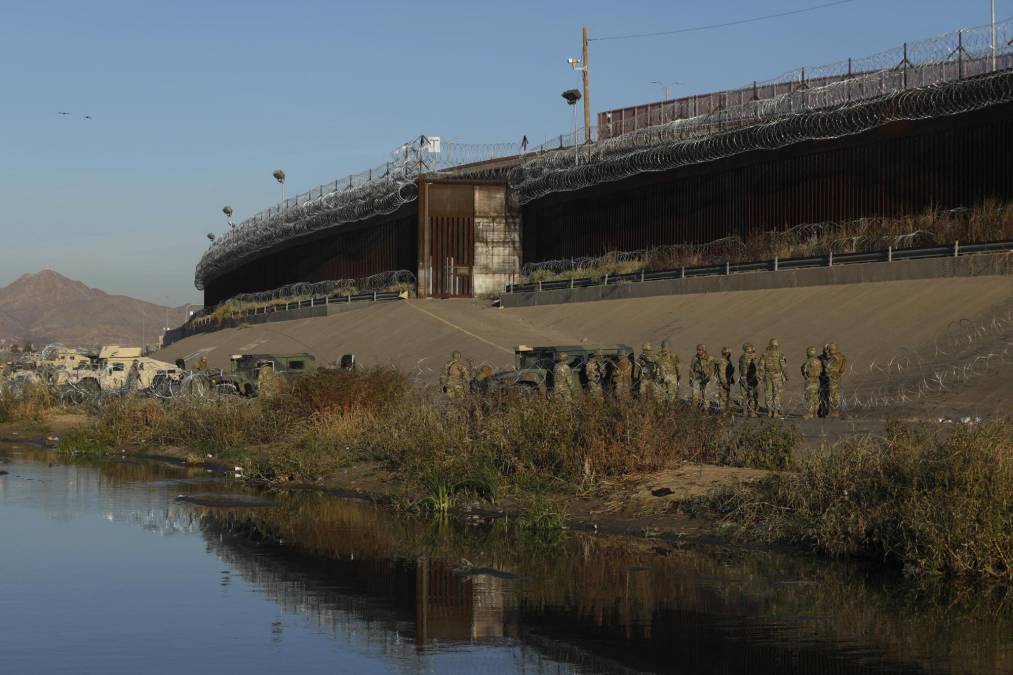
[582,26,591,144]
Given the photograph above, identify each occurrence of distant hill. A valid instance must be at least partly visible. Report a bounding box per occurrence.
[0,270,182,349]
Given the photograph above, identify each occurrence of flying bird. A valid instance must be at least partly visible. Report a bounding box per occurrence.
[57,111,70,115]
[83,115,92,120]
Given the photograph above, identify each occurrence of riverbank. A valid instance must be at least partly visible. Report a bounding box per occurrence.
[3,368,1010,581]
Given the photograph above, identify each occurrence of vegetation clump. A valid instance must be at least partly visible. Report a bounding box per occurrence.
[0,383,57,425]
[707,418,1013,580]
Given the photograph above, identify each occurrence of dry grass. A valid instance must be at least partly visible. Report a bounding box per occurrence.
[0,383,57,425]
[60,368,740,492]
[706,417,1013,580]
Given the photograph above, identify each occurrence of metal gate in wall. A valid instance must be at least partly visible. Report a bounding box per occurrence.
[428,215,474,297]
[420,180,477,298]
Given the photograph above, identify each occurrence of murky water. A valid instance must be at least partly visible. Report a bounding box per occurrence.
[0,447,1010,674]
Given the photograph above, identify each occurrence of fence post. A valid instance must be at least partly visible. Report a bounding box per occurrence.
[954,240,960,257]
[680,266,685,279]
[603,273,609,286]
[347,294,352,303]
[570,276,574,289]
[373,291,377,302]
[888,246,893,262]
[774,256,779,272]
[829,251,834,267]
[640,269,645,283]
[725,261,730,275]
[538,280,543,292]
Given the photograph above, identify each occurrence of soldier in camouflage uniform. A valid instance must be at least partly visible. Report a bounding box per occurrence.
[584,349,607,400]
[440,350,470,401]
[126,359,141,395]
[635,343,663,401]
[658,338,682,404]
[689,344,714,410]
[552,352,579,400]
[715,347,735,414]
[801,346,823,419]
[611,354,633,402]
[738,343,759,417]
[822,342,848,418]
[759,338,788,418]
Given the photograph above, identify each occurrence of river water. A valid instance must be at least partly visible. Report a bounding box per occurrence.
[0,447,1009,675]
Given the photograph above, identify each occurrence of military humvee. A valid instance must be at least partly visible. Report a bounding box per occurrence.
[220,353,317,396]
[56,346,183,396]
[493,344,635,394]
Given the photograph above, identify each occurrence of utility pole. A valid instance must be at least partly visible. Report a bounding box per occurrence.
[992,0,997,72]
[582,26,591,144]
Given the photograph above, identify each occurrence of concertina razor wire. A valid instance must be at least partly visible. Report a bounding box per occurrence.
[210,270,417,309]
[518,207,1004,279]
[196,19,1013,292]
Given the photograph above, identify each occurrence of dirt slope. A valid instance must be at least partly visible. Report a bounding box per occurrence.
[158,274,1012,414]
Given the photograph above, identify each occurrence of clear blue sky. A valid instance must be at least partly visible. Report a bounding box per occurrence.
[0,0,999,304]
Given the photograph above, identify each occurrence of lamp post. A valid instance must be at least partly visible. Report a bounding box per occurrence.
[562,88,582,165]
[222,205,234,228]
[273,169,286,205]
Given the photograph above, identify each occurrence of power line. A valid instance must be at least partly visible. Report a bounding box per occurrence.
[590,0,859,42]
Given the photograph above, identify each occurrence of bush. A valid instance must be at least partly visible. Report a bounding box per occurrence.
[0,383,56,424]
[708,418,1013,580]
[720,420,801,469]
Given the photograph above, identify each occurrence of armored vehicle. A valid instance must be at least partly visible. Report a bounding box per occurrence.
[220,353,317,396]
[55,346,183,396]
[494,344,634,394]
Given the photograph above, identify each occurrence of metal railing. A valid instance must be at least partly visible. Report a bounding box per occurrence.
[504,240,1013,294]
[163,290,407,347]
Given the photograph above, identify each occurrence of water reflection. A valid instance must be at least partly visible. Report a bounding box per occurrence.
[1,445,1010,675]
[200,492,1012,675]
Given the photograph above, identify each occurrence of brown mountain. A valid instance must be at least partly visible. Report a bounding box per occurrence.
[0,270,183,348]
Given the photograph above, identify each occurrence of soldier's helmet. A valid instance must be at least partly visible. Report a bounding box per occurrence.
[556,352,569,362]
[721,347,731,356]
[696,343,706,353]
[660,338,672,350]
[478,365,494,377]
[828,343,839,354]
[641,343,653,353]
[742,342,754,352]
[451,350,462,360]
[593,348,604,358]
[806,346,818,357]
[769,338,779,349]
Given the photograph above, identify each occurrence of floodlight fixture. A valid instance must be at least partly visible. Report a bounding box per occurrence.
[562,89,582,106]
[272,169,286,184]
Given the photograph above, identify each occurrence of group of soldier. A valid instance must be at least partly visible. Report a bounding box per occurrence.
[442,340,848,419]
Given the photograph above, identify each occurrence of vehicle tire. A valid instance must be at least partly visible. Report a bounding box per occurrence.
[77,378,101,398]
